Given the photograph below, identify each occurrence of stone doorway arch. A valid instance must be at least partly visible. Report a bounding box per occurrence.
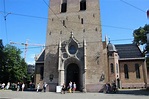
[66,63,80,91]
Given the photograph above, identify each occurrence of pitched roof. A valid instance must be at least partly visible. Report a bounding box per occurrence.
[35,49,45,63]
[115,44,144,59]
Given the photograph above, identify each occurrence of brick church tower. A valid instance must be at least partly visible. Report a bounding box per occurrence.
[44,0,107,92]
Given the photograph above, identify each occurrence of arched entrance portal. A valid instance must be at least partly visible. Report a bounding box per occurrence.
[66,63,80,91]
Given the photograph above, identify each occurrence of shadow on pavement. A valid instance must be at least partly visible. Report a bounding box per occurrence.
[111,89,149,96]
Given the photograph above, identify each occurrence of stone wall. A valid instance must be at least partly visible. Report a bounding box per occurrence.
[119,60,146,88]
[44,0,105,92]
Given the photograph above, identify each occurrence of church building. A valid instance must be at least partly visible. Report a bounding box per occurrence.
[35,0,148,92]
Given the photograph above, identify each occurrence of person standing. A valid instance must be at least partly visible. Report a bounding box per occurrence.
[6,82,10,90]
[17,82,20,91]
[22,83,25,91]
[73,82,76,93]
[1,83,5,90]
[36,83,40,92]
[111,81,116,93]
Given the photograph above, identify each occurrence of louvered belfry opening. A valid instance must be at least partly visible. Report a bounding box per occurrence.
[80,0,86,11]
[61,0,67,13]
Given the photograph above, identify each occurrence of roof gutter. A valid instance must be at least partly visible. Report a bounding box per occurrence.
[119,57,145,60]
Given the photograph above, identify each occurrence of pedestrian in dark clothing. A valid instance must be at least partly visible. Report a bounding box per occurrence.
[61,83,66,94]
[17,82,20,91]
[43,82,47,92]
[111,81,117,93]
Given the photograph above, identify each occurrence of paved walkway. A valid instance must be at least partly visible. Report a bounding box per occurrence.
[0,89,149,99]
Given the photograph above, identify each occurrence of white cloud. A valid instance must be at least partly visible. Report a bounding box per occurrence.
[27,60,35,65]
[26,54,36,65]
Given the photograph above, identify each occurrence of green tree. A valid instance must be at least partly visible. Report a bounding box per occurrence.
[133,24,149,52]
[0,42,28,84]
[0,39,4,81]
[133,24,149,45]
[133,24,149,67]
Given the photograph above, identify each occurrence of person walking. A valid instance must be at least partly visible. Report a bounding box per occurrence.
[73,82,76,93]
[68,81,72,93]
[61,83,66,94]
[36,83,40,92]
[43,82,47,92]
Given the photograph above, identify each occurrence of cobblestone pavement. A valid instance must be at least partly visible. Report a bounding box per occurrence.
[0,89,149,99]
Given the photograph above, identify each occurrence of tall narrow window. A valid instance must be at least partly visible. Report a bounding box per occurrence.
[110,63,114,73]
[80,0,86,11]
[135,64,140,78]
[81,18,83,24]
[63,20,65,27]
[116,63,119,73]
[61,0,67,13]
[124,64,129,79]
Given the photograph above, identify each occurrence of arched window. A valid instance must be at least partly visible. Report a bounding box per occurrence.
[69,45,77,54]
[116,63,119,73]
[80,0,86,11]
[110,63,114,73]
[61,0,67,13]
[135,64,140,78]
[124,64,129,79]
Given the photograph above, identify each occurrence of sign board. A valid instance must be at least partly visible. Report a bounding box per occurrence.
[56,86,62,93]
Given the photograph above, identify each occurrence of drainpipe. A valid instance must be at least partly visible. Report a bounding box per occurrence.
[58,39,63,86]
[83,39,87,92]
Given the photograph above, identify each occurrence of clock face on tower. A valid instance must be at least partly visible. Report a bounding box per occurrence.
[69,45,77,54]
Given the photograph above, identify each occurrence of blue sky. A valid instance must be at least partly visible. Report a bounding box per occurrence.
[0,0,149,64]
